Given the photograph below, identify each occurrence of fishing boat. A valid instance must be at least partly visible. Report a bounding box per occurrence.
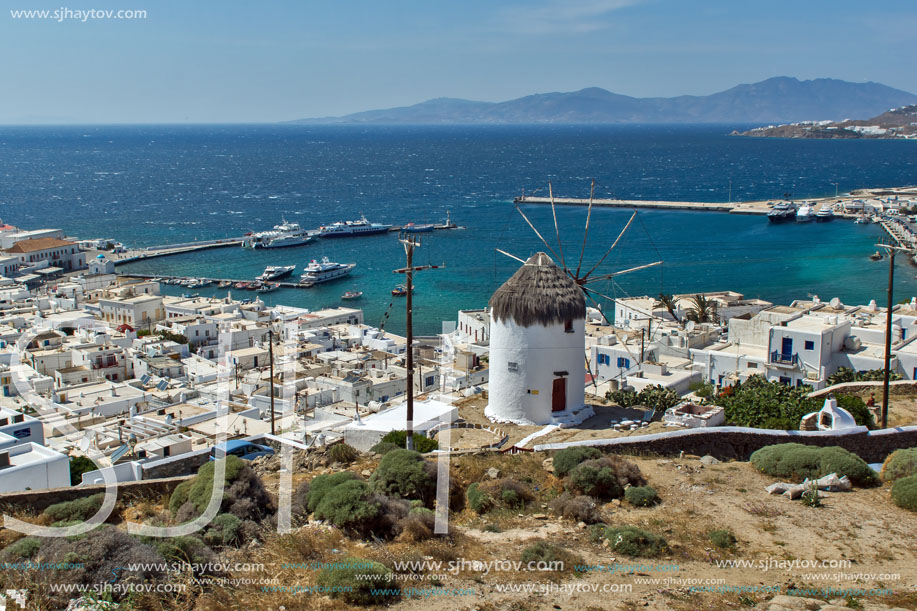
[401,222,435,233]
[815,204,835,222]
[341,290,363,300]
[248,281,263,291]
[767,202,796,224]
[235,282,251,290]
[318,215,392,238]
[196,278,213,287]
[392,284,414,296]
[795,204,815,223]
[217,281,232,288]
[257,265,296,281]
[257,283,279,293]
[870,251,883,261]
[299,257,356,286]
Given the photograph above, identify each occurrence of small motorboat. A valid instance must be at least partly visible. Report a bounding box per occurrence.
[392,284,414,296]
[217,281,232,288]
[248,281,263,291]
[235,282,251,290]
[258,283,279,293]
[870,251,883,261]
[401,222,435,233]
[341,290,363,300]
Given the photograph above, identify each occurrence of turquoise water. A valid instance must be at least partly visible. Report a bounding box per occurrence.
[0,124,912,334]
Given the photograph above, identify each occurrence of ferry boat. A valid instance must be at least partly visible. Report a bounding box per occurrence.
[242,219,314,249]
[299,257,356,285]
[815,205,835,222]
[795,204,815,223]
[401,222,435,233]
[767,202,796,223]
[319,215,392,238]
[257,265,296,281]
[341,291,363,300]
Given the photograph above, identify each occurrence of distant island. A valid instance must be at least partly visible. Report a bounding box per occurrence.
[290,77,917,125]
[732,105,917,140]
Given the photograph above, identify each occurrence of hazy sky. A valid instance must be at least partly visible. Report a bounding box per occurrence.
[2,0,914,123]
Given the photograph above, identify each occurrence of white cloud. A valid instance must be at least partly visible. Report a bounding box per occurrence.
[501,0,644,35]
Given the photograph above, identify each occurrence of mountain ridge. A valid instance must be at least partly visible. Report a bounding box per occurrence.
[291,77,917,125]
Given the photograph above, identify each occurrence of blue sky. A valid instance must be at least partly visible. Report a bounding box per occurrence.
[1,0,914,123]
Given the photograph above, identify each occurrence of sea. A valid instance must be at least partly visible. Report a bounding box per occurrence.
[0,124,915,335]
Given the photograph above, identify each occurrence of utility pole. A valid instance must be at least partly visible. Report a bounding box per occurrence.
[268,328,275,435]
[877,242,908,429]
[394,235,444,451]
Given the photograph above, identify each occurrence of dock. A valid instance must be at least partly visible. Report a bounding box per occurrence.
[106,238,245,266]
[513,195,772,214]
[119,273,314,290]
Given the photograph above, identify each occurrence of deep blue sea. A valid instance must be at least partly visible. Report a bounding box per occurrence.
[0,124,914,334]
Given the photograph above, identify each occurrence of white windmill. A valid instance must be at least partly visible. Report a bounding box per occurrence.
[486,181,662,426]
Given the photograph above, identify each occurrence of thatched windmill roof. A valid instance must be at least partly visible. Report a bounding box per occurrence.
[489,252,585,327]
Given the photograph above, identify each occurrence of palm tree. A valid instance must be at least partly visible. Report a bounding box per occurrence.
[685,294,717,324]
[653,293,680,323]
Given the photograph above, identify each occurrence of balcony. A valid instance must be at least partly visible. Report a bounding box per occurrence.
[769,351,798,366]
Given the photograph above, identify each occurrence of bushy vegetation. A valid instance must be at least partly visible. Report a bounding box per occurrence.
[827,367,901,386]
[68,455,97,486]
[202,513,243,546]
[44,493,105,523]
[305,472,359,513]
[891,474,917,512]
[312,480,382,536]
[881,448,917,483]
[484,478,533,510]
[316,557,399,605]
[327,442,359,464]
[519,541,580,572]
[155,535,214,565]
[713,376,873,430]
[171,456,275,523]
[1,536,41,560]
[369,441,402,455]
[369,449,436,506]
[565,456,646,500]
[688,381,715,400]
[709,529,737,550]
[466,482,494,514]
[548,493,601,524]
[606,384,679,412]
[749,443,878,487]
[378,430,439,453]
[553,446,602,478]
[624,485,660,507]
[600,525,668,557]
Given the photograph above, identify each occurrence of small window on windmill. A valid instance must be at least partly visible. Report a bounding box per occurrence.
[564,319,573,333]
[507,361,518,372]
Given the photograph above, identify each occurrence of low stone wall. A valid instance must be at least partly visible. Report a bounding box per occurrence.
[808,379,917,398]
[533,425,917,463]
[0,475,190,513]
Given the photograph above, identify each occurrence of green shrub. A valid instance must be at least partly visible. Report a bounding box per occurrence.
[467,482,494,514]
[606,385,680,412]
[169,479,193,515]
[155,535,213,565]
[881,448,917,482]
[709,529,737,549]
[306,472,359,512]
[369,441,402,455]
[180,455,274,522]
[203,513,243,546]
[891,474,917,512]
[69,456,97,485]
[369,449,436,506]
[553,446,602,478]
[379,430,438,453]
[548,494,601,524]
[602,526,668,557]
[316,556,399,605]
[749,443,878,487]
[587,523,608,543]
[714,375,815,429]
[328,442,359,464]
[568,463,622,499]
[1,537,41,560]
[313,480,381,535]
[625,485,660,507]
[519,541,580,572]
[44,493,105,523]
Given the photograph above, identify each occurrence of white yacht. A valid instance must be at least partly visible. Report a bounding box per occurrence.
[258,265,296,281]
[299,257,356,285]
[815,204,835,222]
[243,219,314,249]
[319,215,392,238]
[795,204,815,223]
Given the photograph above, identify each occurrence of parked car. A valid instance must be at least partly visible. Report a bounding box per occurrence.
[209,440,274,461]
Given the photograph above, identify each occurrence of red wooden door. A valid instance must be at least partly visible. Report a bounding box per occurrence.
[551,378,566,412]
